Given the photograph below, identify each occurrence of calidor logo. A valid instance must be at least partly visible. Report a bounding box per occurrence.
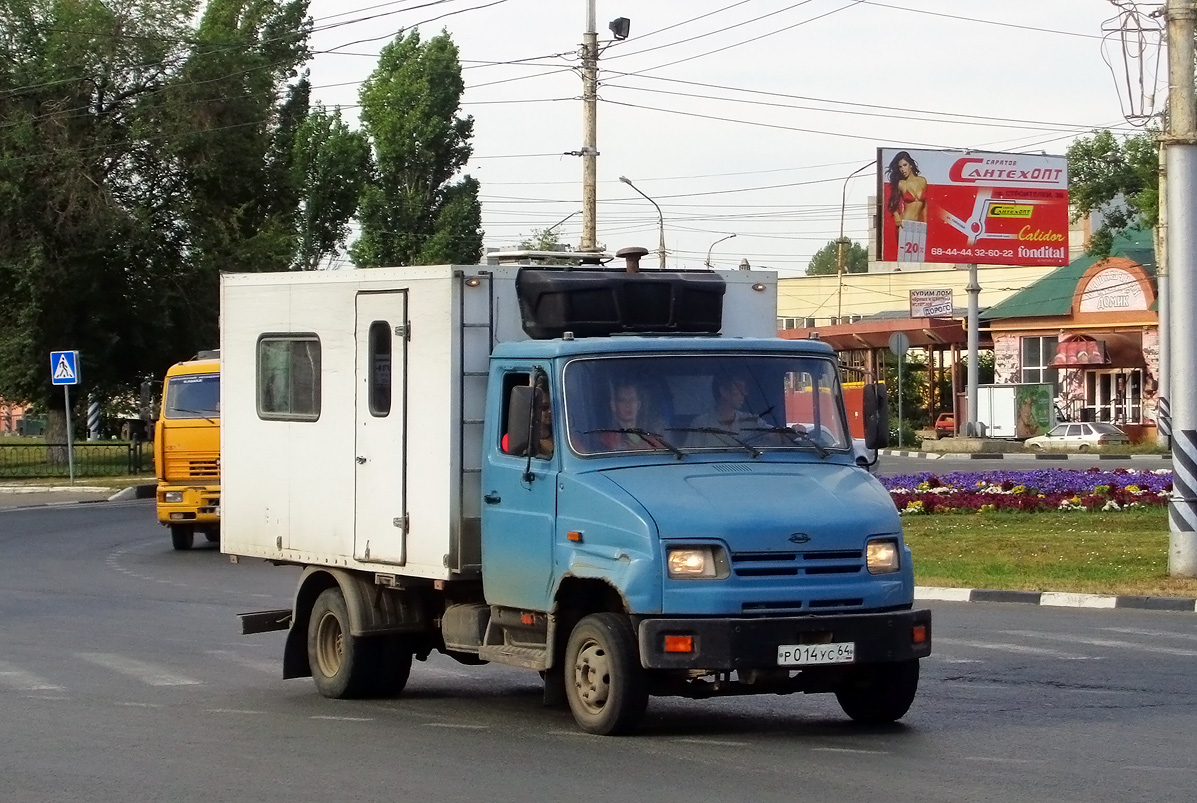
[987,204,1034,219]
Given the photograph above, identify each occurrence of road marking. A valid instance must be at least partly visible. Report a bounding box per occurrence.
[1121,765,1197,772]
[1000,631,1197,657]
[114,701,163,708]
[964,757,1045,764]
[205,650,278,675]
[311,715,374,722]
[1103,627,1197,642]
[0,661,64,691]
[676,738,751,747]
[205,708,267,715]
[812,747,889,755]
[425,723,488,730]
[77,653,203,686]
[935,637,1093,659]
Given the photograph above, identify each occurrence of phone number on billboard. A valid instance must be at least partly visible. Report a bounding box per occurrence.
[930,248,1015,258]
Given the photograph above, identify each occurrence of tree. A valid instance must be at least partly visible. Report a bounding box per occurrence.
[351,29,482,267]
[291,103,369,269]
[1066,130,1158,256]
[0,0,313,444]
[806,239,868,276]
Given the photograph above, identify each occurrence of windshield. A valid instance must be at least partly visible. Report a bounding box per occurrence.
[564,354,850,456]
[164,373,220,420]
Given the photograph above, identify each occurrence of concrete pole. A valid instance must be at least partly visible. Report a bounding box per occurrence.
[965,264,980,438]
[1166,0,1197,575]
[1156,141,1171,449]
[580,0,599,253]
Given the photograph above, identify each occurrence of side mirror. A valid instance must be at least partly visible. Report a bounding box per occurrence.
[506,386,533,455]
[863,382,890,450]
[505,385,550,456]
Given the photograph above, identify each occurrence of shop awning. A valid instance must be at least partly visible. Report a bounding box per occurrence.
[1050,333,1145,368]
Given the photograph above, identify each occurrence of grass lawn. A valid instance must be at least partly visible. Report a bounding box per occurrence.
[902,507,1197,598]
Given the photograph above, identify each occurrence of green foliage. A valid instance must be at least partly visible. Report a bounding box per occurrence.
[806,239,868,276]
[0,0,315,413]
[351,29,482,267]
[1066,130,1158,257]
[292,103,369,269]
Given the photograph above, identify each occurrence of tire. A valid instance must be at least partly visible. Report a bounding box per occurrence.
[835,659,919,724]
[1030,443,1043,451]
[204,530,220,544]
[307,588,376,699]
[1078,443,1091,452]
[170,525,194,551]
[370,635,414,698]
[564,613,648,735]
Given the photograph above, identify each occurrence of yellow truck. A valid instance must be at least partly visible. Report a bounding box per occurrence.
[154,351,220,550]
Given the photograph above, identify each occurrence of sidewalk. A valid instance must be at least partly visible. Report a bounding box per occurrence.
[0,482,155,510]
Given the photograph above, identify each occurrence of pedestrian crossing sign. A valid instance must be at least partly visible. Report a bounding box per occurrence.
[50,350,80,386]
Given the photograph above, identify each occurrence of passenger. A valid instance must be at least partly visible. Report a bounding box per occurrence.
[688,372,767,441]
[598,380,662,451]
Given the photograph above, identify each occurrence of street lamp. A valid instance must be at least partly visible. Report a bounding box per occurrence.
[837,160,877,320]
[704,233,736,269]
[619,175,666,268]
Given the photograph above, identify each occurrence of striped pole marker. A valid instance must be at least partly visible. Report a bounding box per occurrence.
[1159,396,1172,438]
[87,397,101,441]
[1170,428,1197,573]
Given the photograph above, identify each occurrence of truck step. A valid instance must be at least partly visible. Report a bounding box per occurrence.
[477,644,547,671]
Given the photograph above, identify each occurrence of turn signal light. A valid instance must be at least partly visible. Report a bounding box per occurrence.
[912,624,928,644]
[664,635,694,654]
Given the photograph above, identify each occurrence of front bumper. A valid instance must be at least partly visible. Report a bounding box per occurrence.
[156,484,221,526]
[638,609,931,670]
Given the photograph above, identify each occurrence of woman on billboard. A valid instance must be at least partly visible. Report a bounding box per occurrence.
[886,151,928,261]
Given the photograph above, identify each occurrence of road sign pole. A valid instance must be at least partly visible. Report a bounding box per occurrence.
[63,385,75,484]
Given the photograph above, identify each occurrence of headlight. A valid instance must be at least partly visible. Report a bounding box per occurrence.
[866,539,900,574]
[667,547,719,579]
[164,491,183,503]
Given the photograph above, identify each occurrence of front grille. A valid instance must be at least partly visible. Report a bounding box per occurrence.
[165,455,219,480]
[731,549,863,577]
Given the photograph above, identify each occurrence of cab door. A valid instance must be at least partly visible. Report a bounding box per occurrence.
[480,367,557,611]
[354,291,408,564]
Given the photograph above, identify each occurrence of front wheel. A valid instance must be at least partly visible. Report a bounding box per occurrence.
[170,524,194,551]
[564,613,648,735]
[835,659,919,724]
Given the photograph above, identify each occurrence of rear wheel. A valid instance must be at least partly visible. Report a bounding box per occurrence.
[564,613,648,735]
[204,530,220,544]
[371,635,414,697]
[307,588,375,699]
[835,659,919,724]
[170,524,194,551]
[1078,443,1091,452]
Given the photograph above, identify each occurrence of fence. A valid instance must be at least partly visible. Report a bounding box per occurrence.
[0,441,149,478]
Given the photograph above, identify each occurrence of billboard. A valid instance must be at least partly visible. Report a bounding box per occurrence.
[877,148,1069,267]
[909,288,954,318]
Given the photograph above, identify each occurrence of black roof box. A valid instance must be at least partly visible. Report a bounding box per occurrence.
[515,267,726,339]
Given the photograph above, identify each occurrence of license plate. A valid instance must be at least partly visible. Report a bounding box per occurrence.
[777,642,855,666]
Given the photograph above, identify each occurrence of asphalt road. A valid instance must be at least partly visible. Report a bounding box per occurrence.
[2,500,1195,803]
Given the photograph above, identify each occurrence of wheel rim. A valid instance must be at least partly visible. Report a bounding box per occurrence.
[572,637,612,715]
[314,610,344,679]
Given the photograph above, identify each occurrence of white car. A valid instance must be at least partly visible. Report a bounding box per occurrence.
[1024,422,1130,451]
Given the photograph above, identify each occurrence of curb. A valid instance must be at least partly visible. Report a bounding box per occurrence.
[885,451,1172,461]
[108,483,157,502]
[916,585,1197,613]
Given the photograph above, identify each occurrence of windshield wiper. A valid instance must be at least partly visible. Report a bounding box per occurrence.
[668,427,761,458]
[584,428,685,459]
[171,407,219,424]
[743,426,830,458]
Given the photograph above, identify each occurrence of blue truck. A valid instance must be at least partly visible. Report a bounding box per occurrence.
[222,251,930,735]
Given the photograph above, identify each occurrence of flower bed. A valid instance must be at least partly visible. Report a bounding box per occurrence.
[879,467,1173,515]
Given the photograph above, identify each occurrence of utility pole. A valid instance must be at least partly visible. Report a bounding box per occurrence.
[579,1,599,253]
[1165,0,1197,575]
[965,264,980,438]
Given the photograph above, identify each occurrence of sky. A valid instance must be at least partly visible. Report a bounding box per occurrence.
[301,0,1161,275]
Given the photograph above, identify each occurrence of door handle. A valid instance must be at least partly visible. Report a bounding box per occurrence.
[483,492,501,504]
[356,456,367,464]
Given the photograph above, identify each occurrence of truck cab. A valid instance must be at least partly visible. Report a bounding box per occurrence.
[154,352,220,550]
